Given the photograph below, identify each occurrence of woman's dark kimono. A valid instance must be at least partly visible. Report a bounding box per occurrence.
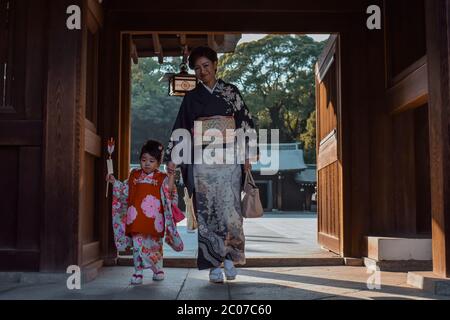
[164,79,256,270]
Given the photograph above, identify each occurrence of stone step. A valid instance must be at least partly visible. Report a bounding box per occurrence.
[363,257,432,272]
[407,272,450,296]
[117,256,345,268]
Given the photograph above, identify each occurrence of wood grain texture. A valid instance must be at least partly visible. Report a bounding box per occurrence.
[41,0,83,272]
[425,0,450,277]
[316,36,342,255]
[387,58,428,114]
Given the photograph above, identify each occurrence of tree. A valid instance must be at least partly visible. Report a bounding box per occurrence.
[301,111,317,163]
[130,57,183,162]
[218,35,325,159]
[130,35,326,163]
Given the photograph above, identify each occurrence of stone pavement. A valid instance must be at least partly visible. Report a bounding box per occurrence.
[1,266,449,300]
[2,212,446,300]
[164,212,335,258]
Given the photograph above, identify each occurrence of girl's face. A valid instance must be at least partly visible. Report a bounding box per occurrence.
[140,153,159,174]
[194,56,218,86]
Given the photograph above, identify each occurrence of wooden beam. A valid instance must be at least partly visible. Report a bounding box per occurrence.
[207,34,217,50]
[131,40,138,64]
[110,11,356,33]
[214,34,225,47]
[179,33,187,46]
[387,56,429,114]
[152,33,164,64]
[85,127,102,157]
[425,0,450,278]
[106,0,367,13]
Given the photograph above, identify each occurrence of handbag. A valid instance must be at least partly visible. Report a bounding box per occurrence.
[241,170,264,218]
[184,187,198,231]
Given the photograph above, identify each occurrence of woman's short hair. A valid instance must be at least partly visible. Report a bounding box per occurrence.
[140,140,164,163]
[188,46,218,70]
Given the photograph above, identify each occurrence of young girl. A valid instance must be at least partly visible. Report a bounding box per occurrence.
[107,140,184,285]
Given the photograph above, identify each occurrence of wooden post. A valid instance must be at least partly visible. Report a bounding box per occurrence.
[97,19,121,266]
[425,0,450,278]
[41,0,83,271]
[118,34,132,181]
[339,23,371,258]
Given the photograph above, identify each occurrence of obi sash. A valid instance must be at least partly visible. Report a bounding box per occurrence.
[193,115,236,146]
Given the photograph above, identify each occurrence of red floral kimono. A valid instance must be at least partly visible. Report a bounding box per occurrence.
[112,169,183,274]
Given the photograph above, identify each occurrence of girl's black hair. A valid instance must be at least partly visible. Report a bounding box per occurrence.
[140,140,164,163]
[188,46,219,70]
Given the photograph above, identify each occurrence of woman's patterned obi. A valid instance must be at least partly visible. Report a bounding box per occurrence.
[193,115,236,146]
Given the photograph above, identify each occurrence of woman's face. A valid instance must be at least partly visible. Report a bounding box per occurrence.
[194,56,218,86]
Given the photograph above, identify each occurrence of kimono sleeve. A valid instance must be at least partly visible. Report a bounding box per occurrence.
[111,179,132,251]
[164,94,194,163]
[160,177,184,252]
[161,176,178,207]
[233,86,259,161]
[234,86,256,131]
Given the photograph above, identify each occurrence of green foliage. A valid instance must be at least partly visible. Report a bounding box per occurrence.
[130,35,325,163]
[301,111,317,163]
[131,57,183,162]
[218,35,325,159]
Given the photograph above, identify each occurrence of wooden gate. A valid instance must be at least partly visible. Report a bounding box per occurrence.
[316,35,342,255]
[79,1,103,268]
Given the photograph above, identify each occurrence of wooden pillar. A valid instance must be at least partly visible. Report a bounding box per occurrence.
[118,34,132,181]
[339,15,371,258]
[425,0,450,278]
[41,0,83,271]
[97,16,121,265]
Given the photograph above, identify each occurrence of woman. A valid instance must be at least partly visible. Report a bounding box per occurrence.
[164,46,256,283]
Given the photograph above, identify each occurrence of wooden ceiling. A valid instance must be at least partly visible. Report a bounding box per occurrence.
[131,33,242,63]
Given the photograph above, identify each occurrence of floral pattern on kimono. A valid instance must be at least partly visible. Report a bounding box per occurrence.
[163,79,257,270]
[213,80,255,132]
[164,79,257,197]
[112,169,183,273]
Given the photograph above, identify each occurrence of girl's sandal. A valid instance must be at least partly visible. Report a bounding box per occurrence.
[153,271,165,281]
[130,274,143,285]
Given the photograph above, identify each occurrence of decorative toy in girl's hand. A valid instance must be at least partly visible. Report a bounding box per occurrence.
[106,138,115,198]
[106,140,184,285]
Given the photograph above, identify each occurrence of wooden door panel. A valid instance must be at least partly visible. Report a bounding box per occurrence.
[0,0,45,271]
[316,35,341,255]
[80,2,103,267]
[318,161,340,253]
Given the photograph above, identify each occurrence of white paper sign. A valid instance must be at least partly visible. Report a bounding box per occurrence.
[107,159,114,175]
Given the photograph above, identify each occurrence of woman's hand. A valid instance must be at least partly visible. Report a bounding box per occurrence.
[166,162,177,192]
[167,161,177,176]
[106,174,116,185]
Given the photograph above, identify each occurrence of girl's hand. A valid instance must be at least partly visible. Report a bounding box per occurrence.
[106,174,116,185]
[167,161,176,176]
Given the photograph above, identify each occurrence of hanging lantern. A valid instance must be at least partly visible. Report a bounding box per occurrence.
[166,45,198,96]
[168,62,197,97]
